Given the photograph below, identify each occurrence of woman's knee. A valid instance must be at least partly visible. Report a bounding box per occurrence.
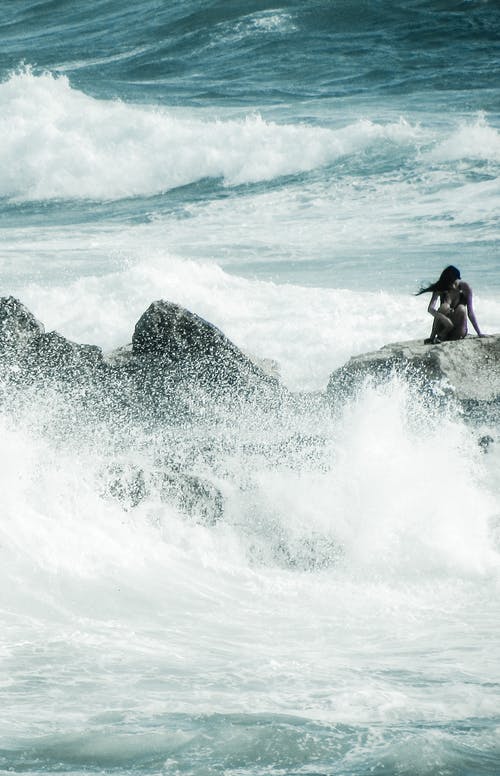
[436,312,453,332]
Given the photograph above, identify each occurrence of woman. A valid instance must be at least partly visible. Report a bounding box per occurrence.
[417,265,484,343]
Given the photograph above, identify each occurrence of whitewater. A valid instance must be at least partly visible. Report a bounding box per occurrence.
[1,2,500,774]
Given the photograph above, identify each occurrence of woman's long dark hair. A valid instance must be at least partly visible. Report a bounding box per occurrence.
[416,265,461,295]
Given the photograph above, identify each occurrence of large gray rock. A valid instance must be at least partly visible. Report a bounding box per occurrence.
[132,300,225,360]
[0,296,105,387]
[328,335,500,402]
[131,300,282,398]
[0,297,286,421]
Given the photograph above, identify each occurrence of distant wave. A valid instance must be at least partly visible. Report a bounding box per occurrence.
[425,114,500,163]
[2,1,499,106]
[0,68,426,202]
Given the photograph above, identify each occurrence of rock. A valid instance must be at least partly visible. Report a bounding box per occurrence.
[478,435,494,453]
[0,296,104,387]
[157,471,224,525]
[131,300,281,397]
[0,296,44,353]
[29,331,105,381]
[132,300,217,359]
[327,335,500,403]
[105,463,148,508]
[0,297,286,420]
[104,463,223,525]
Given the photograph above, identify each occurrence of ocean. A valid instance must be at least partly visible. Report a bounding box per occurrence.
[1,1,500,774]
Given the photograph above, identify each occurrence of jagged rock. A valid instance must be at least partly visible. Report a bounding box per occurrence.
[0,296,104,386]
[0,296,44,353]
[105,464,148,508]
[131,300,281,397]
[29,331,105,380]
[105,342,282,381]
[0,297,285,421]
[327,335,500,402]
[158,472,223,525]
[132,300,230,360]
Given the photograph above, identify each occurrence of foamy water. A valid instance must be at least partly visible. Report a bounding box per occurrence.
[1,377,499,773]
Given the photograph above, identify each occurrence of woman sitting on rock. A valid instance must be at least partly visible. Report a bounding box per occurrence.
[417,265,484,344]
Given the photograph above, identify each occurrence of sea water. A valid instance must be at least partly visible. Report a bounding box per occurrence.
[1,2,500,774]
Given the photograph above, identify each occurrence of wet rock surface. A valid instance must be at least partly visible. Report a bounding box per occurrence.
[104,462,224,526]
[0,296,286,418]
[0,296,44,352]
[328,335,500,403]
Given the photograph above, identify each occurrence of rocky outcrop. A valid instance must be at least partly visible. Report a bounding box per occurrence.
[132,301,225,360]
[0,296,44,353]
[102,300,286,420]
[0,296,285,418]
[0,296,105,387]
[327,335,500,403]
[130,300,280,394]
[3,296,498,412]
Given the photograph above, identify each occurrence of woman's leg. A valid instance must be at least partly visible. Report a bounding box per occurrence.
[447,304,467,340]
[427,306,454,342]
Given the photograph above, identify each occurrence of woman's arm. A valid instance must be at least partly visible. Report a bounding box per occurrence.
[427,291,440,317]
[462,282,484,336]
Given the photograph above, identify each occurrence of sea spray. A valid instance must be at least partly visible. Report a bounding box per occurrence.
[1,369,499,773]
[1,363,497,585]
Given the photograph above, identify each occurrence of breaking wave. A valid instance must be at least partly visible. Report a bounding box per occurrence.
[0,68,425,201]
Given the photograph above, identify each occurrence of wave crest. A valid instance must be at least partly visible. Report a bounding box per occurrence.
[0,68,421,202]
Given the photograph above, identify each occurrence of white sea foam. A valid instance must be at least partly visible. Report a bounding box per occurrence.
[1,370,497,596]
[231,10,298,36]
[329,379,499,577]
[0,68,423,202]
[1,371,499,744]
[426,114,500,163]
